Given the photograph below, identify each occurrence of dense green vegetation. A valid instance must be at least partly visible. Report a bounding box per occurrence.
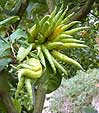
[49,68,99,113]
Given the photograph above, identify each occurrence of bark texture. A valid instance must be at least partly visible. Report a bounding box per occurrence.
[33,84,46,113]
[0,71,18,113]
[71,0,95,21]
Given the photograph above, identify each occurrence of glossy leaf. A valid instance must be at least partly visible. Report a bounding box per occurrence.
[36,60,62,94]
[0,16,20,26]
[17,44,32,61]
[45,70,62,94]
[0,38,11,71]
[10,28,27,43]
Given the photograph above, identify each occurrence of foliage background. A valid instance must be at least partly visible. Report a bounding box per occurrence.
[48,68,99,113]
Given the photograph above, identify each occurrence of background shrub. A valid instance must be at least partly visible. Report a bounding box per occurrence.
[48,68,99,113]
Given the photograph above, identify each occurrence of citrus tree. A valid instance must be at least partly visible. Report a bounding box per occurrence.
[0,5,89,113]
[0,0,98,113]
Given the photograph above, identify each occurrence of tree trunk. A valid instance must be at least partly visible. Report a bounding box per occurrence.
[0,70,18,113]
[33,84,46,113]
[1,94,18,113]
[71,0,95,21]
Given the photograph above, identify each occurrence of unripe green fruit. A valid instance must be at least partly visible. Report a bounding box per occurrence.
[18,69,42,79]
[17,58,42,79]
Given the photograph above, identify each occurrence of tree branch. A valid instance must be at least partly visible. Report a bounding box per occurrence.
[1,94,18,113]
[46,0,54,14]
[0,70,18,113]
[71,0,95,21]
[33,84,46,113]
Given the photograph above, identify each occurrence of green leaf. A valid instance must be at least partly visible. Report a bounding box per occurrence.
[0,59,11,71]
[11,0,21,15]
[28,3,47,18]
[10,28,27,43]
[36,60,62,94]
[45,70,62,94]
[12,99,22,113]
[17,44,32,61]
[0,38,11,71]
[0,16,20,27]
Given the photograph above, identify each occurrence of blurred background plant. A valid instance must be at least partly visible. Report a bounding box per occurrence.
[46,68,99,113]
